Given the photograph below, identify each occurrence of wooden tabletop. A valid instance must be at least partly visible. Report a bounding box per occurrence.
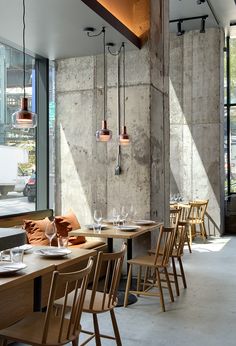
[69,222,163,240]
[0,247,96,290]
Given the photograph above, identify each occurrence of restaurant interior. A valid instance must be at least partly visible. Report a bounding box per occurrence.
[0,0,235,345]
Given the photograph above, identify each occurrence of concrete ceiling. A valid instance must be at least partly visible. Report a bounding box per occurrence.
[170,0,236,34]
[0,0,236,60]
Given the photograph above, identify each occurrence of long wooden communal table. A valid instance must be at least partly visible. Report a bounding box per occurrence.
[0,247,96,329]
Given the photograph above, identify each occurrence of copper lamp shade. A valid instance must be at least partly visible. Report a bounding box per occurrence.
[119,126,130,145]
[12,0,37,129]
[96,120,112,142]
[12,98,37,129]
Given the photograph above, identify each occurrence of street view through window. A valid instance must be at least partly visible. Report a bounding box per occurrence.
[0,42,55,216]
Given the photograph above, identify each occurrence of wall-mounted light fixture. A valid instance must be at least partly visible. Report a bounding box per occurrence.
[85,26,112,142]
[12,0,37,129]
[170,15,208,36]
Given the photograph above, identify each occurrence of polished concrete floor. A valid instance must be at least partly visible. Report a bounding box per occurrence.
[80,236,236,346]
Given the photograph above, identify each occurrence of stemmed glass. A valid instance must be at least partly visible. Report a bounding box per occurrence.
[112,208,120,227]
[121,206,129,225]
[94,210,102,225]
[45,221,57,247]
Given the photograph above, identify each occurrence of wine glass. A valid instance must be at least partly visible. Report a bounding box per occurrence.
[94,210,102,225]
[112,208,119,226]
[121,206,129,225]
[45,221,57,247]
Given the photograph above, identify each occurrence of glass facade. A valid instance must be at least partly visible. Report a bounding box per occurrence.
[225,36,236,194]
[49,62,55,210]
[0,43,36,215]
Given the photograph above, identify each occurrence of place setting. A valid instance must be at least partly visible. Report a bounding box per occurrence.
[0,247,27,276]
[34,221,71,258]
[104,206,156,231]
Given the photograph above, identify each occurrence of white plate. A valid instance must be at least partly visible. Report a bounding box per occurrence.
[85,224,107,230]
[116,225,141,232]
[0,262,27,275]
[34,248,72,257]
[19,244,33,252]
[133,220,156,226]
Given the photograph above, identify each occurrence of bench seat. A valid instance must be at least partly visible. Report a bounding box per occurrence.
[0,210,106,251]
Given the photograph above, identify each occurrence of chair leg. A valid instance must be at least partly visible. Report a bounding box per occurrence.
[72,336,79,346]
[185,230,192,253]
[171,256,179,296]
[189,226,193,246]
[155,268,165,312]
[178,257,187,288]
[110,309,122,346]
[201,222,208,240]
[0,338,7,346]
[164,267,174,302]
[137,266,141,296]
[124,265,132,307]
[92,313,101,346]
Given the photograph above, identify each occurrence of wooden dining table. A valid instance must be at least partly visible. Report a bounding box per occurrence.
[0,247,96,329]
[69,222,163,271]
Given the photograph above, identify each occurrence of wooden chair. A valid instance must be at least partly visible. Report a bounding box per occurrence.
[124,226,175,312]
[167,218,187,296]
[186,200,209,244]
[0,257,94,346]
[149,208,187,296]
[170,203,192,253]
[55,243,127,346]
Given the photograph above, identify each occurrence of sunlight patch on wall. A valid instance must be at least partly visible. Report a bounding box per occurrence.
[60,124,92,224]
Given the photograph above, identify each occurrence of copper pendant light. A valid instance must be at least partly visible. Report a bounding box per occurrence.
[119,43,130,146]
[95,27,112,142]
[12,0,37,129]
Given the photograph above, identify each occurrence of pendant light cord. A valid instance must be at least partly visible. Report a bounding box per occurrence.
[122,43,126,126]
[23,0,26,98]
[103,27,107,121]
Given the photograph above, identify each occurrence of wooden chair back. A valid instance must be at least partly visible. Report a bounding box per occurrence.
[169,208,187,256]
[89,243,126,311]
[170,208,181,231]
[154,226,175,267]
[170,203,189,222]
[188,200,208,223]
[42,257,94,344]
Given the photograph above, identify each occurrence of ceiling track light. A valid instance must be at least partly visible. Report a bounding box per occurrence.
[200,17,206,33]
[177,21,185,36]
[170,15,208,36]
[12,0,37,129]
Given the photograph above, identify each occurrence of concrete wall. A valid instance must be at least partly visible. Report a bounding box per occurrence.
[55,0,169,253]
[169,28,225,234]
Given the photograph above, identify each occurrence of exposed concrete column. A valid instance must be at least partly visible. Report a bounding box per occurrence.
[169,28,224,235]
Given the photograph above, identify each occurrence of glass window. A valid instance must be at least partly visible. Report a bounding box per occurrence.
[0,43,36,215]
[49,62,55,210]
[230,39,236,104]
[230,106,236,192]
